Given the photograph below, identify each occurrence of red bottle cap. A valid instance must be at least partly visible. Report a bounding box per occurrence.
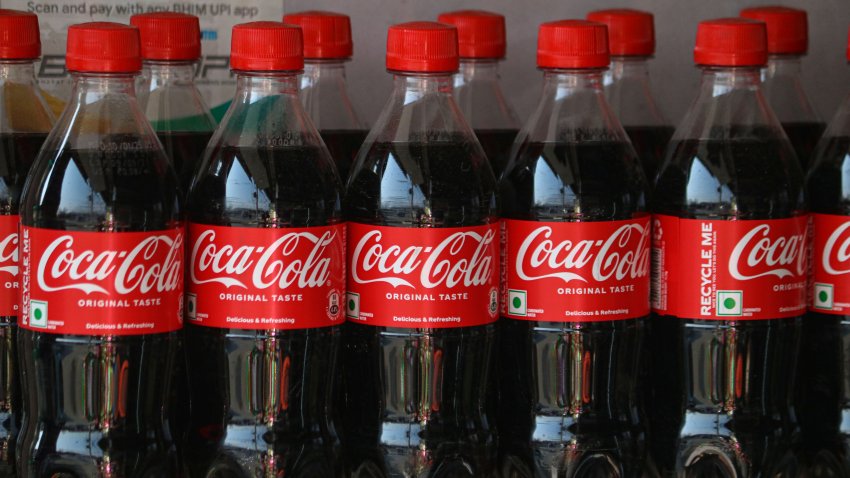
[231,21,303,71]
[66,22,142,73]
[0,9,40,59]
[283,11,352,59]
[586,9,654,57]
[537,20,609,69]
[694,18,767,67]
[386,21,458,73]
[130,12,201,61]
[437,10,506,59]
[740,6,807,55]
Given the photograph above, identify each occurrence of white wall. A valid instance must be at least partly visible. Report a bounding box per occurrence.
[283,0,850,127]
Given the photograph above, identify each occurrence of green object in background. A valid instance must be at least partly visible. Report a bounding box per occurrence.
[211,101,232,123]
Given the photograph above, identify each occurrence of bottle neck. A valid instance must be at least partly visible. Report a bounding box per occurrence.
[542,68,606,97]
[764,54,803,82]
[606,56,651,86]
[0,60,39,85]
[237,71,300,101]
[455,59,501,87]
[301,59,348,90]
[699,66,761,97]
[142,60,198,89]
[393,72,454,102]
[71,72,138,105]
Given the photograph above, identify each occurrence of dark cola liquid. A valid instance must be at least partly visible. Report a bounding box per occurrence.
[498,141,647,477]
[782,121,825,170]
[651,133,804,477]
[800,136,850,476]
[185,145,342,478]
[475,128,518,178]
[156,130,212,194]
[344,140,497,477]
[0,133,47,474]
[155,130,211,461]
[623,125,674,183]
[17,139,181,477]
[319,129,367,182]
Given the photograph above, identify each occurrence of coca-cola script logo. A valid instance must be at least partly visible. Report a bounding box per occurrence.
[729,224,806,280]
[515,223,650,283]
[37,233,183,295]
[190,229,336,290]
[0,232,17,277]
[822,220,850,275]
[350,229,495,289]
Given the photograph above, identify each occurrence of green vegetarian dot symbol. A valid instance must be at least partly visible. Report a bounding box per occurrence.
[349,299,356,311]
[34,309,42,320]
[512,297,522,309]
[819,290,829,303]
[723,297,736,310]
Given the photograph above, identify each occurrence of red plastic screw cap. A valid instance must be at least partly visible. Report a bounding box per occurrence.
[130,12,201,61]
[740,6,807,55]
[694,18,767,67]
[230,21,303,71]
[537,20,610,69]
[846,26,850,62]
[586,9,654,57]
[437,10,506,59]
[386,21,458,73]
[0,9,40,59]
[283,11,352,59]
[66,22,142,73]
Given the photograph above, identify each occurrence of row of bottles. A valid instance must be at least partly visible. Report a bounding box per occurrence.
[0,5,847,478]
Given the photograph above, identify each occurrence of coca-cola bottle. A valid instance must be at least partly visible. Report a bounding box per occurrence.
[183,22,344,477]
[132,12,216,193]
[651,18,805,476]
[498,20,648,477]
[344,22,498,477]
[0,9,53,475]
[586,8,672,182]
[17,22,183,477]
[740,6,824,169]
[800,29,850,477]
[284,10,366,182]
[130,11,214,462]
[437,10,520,178]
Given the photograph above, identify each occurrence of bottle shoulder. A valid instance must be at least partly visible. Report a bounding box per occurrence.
[653,137,805,219]
[807,135,850,215]
[344,141,497,228]
[499,140,647,222]
[188,144,342,228]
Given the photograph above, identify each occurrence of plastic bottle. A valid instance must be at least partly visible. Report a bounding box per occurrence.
[284,10,366,182]
[741,6,824,169]
[799,26,850,478]
[17,22,183,477]
[587,8,672,181]
[498,19,648,477]
[344,21,498,477]
[183,21,343,477]
[437,10,520,178]
[651,18,805,477]
[0,9,53,475]
[132,11,216,193]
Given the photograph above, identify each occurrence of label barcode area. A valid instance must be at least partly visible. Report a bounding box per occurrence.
[651,246,662,309]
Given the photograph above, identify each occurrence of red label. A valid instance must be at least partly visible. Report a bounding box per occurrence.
[20,226,184,335]
[187,223,345,329]
[810,213,850,314]
[0,216,18,317]
[347,222,499,328]
[501,217,650,322]
[651,215,807,320]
